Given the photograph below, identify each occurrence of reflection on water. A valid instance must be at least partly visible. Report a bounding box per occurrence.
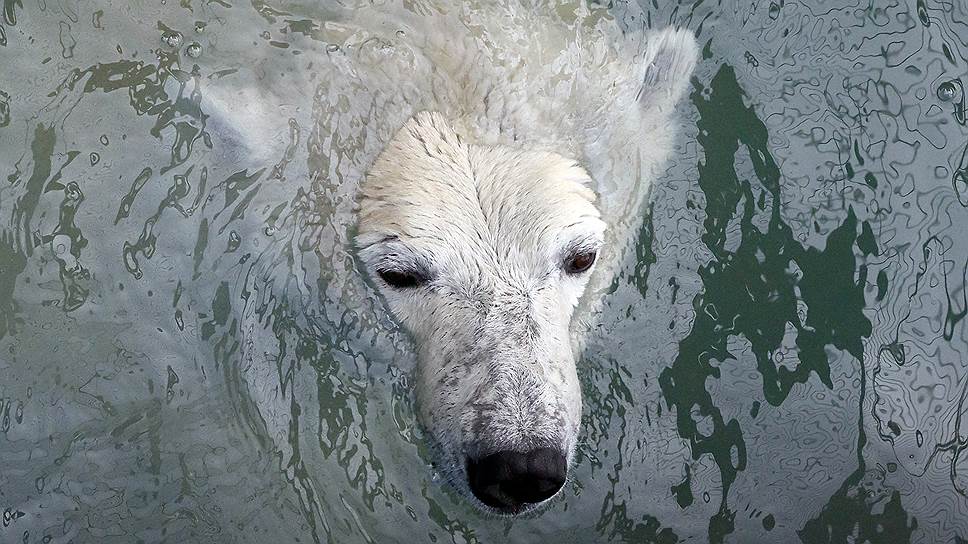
[1,0,967,543]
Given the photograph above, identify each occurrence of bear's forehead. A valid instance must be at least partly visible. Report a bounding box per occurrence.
[357,113,604,266]
[359,147,602,261]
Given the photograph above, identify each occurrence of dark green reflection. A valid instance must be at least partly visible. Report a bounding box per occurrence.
[631,202,657,297]
[0,231,26,338]
[70,53,212,174]
[657,64,913,542]
[800,486,917,543]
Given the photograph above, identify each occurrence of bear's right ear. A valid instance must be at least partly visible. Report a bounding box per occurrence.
[635,28,700,115]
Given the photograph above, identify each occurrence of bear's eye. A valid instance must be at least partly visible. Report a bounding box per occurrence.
[377,268,426,289]
[564,250,597,275]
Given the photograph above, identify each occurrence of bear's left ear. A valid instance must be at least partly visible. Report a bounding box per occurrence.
[635,27,700,115]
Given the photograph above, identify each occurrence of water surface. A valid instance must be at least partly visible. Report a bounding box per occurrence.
[1,1,967,543]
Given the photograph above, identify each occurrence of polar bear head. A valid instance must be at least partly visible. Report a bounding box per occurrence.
[355,27,697,515]
[357,112,601,513]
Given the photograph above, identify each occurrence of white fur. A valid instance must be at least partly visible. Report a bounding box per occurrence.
[358,111,602,471]
[350,4,699,514]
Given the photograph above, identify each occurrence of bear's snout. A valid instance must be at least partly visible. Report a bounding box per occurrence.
[465,447,567,512]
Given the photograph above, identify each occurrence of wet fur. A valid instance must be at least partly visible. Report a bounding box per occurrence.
[351,6,699,514]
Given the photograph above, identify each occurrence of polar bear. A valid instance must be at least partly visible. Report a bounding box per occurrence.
[0,0,698,526]
[350,7,699,515]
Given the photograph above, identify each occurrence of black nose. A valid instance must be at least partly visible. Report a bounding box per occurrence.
[466,447,566,510]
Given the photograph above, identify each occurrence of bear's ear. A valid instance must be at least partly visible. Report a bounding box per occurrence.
[635,27,700,115]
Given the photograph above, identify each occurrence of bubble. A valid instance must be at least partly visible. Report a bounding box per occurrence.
[954,169,968,207]
[162,31,182,48]
[227,231,241,252]
[937,81,957,101]
[185,42,202,58]
[768,2,780,20]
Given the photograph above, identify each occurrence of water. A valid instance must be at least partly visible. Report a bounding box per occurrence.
[1,1,967,543]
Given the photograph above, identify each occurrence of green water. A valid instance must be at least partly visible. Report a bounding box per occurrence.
[1,1,966,543]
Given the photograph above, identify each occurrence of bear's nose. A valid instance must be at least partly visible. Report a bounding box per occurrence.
[466,448,566,511]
